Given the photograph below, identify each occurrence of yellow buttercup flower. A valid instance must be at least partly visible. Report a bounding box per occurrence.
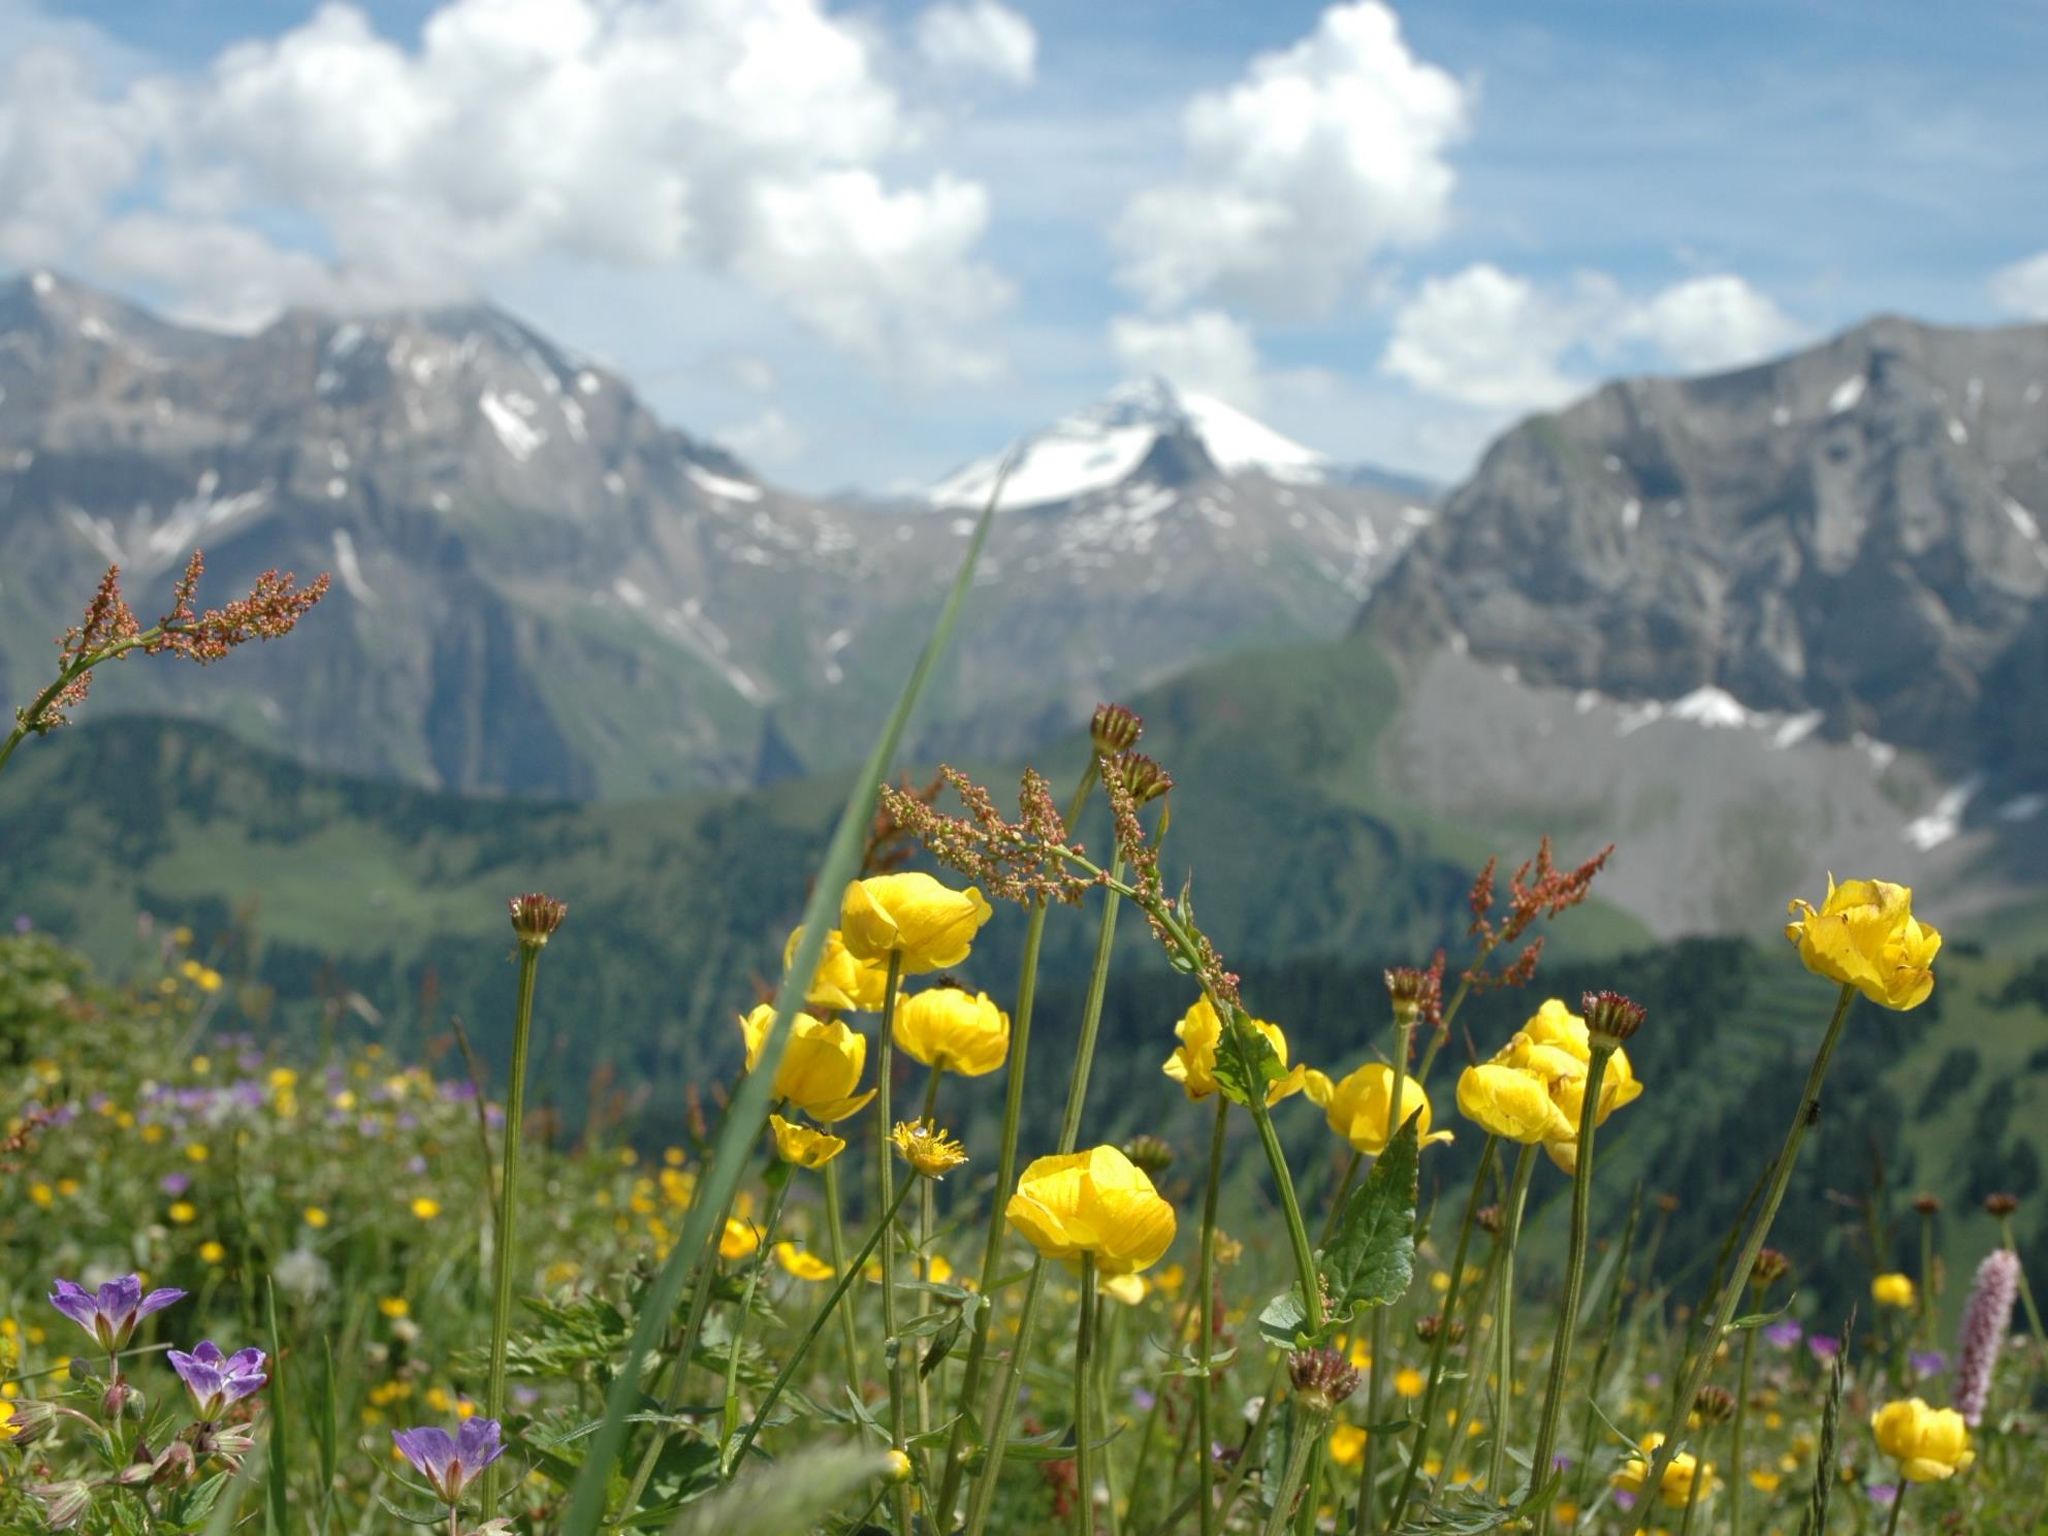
[198,1241,227,1265]
[1006,1145,1177,1277]
[1305,1062,1453,1155]
[1613,1433,1717,1508]
[410,1197,441,1221]
[1163,997,1308,1104]
[739,1006,876,1123]
[769,1113,847,1168]
[303,1206,330,1229]
[784,926,890,1013]
[379,1297,410,1320]
[1872,1273,1917,1309]
[1328,1422,1367,1467]
[1101,1273,1149,1306]
[1871,1398,1973,1482]
[894,986,1011,1076]
[773,1242,836,1281]
[1785,877,1940,1011]
[840,872,993,974]
[1393,1367,1426,1399]
[721,1217,761,1261]
[1464,999,1643,1162]
[168,1201,197,1225]
[1456,1063,1576,1145]
[891,1119,970,1179]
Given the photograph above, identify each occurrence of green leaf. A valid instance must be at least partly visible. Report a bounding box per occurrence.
[264,1280,287,1536]
[1319,1112,1420,1327]
[558,467,1009,1536]
[1393,1485,1520,1534]
[1211,1005,1283,1107]
[1257,1289,1310,1350]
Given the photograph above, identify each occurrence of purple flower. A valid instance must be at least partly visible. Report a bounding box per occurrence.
[168,1341,268,1417]
[49,1276,186,1352]
[1955,1248,2021,1426]
[392,1419,505,1506]
[160,1172,192,1197]
[1763,1318,1804,1350]
[1807,1334,1840,1361]
[14,914,32,933]
[1910,1350,1946,1380]
[1868,1483,1898,1507]
[1132,1388,1157,1412]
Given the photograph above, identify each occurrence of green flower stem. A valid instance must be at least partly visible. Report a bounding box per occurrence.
[1387,1133,1499,1533]
[1258,1414,1325,1536]
[961,850,1124,1536]
[1675,1426,1709,1536]
[1077,1255,1100,1536]
[1918,1207,1937,1349]
[729,1177,916,1470]
[1354,1004,1418,1536]
[0,632,150,777]
[1530,1045,1613,1533]
[719,1171,792,1471]
[481,938,543,1513]
[873,948,910,1536]
[1997,1215,2048,1372]
[1233,1036,1323,1332]
[1196,1096,1229,1536]
[1487,1144,1540,1505]
[1320,1150,1363,1246]
[1883,1478,1909,1536]
[1572,1188,1642,1513]
[1729,1300,1757,1536]
[1432,1233,1504,1507]
[1629,981,1857,1536]
[1099,1294,1123,1536]
[822,1159,862,1384]
[1214,1370,1285,1526]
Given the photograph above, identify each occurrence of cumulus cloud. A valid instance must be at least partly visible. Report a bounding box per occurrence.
[0,46,154,267]
[1113,1,1468,316]
[913,0,1036,86]
[1990,252,2048,318]
[4,0,1012,382]
[1384,264,1803,411]
[1109,309,1265,407]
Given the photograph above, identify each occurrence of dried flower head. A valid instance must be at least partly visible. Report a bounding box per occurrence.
[880,768,1091,907]
[1581,990,1646,1045]
[1287,1347,1361,1413]
[1984,1193,2020,1218]
[1091,703,1143,754]
[150,553,329,665]
[1476,1204,1504,1236]
[891,1119,969,1179]
[1415,1313,1466,1345]
[1752,1249,1792,1287]
[1913,1193,1943,1216]
[1693,1384,1738,1425]
[1653,1192,1681,1214]
[1463,838,1613,994]
[508,893,568,948]
[1122,1134,1175,1177]
[1108,751,1174,806]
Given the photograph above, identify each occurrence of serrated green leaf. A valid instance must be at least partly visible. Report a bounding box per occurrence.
[1211,1005,1283,1108]
[1258,1288,1309,1350]
[1319,1112,1420,1325]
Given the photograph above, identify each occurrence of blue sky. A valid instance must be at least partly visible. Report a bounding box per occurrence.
[4,0,2046,492]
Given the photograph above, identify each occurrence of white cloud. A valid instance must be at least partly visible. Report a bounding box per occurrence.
[4,0,1011,382]
[1113,1,1468,316]
[1622,274,1802,371]
[716,406,805,465]
[1990,251,2048,318]
[0,46,154,267]
[913,0,1036,86]
[1109,309,1265,407]
[1384,263,1803,411]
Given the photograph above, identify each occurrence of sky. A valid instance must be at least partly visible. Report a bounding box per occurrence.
[3,0,2046,493]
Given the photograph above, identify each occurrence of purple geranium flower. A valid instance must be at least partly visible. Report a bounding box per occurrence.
[1763,1318,1804,1350]
[1807,1334,1840,1361]
[1910,1349,1946,1380]
[392,1419,505,1506]
[1868,1483,1898,1507]
[167,1341,268,1418]
[49,1275,186,1353]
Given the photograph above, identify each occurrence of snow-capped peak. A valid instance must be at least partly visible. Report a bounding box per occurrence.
[929,376,1328,510]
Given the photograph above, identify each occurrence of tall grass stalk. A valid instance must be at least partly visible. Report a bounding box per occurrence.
[822,1159,861,1383]
[1629,982,1856,1536]
[1076,1254,1100,1536]
[1354,1001,1417,1536]
[719,1170,792,1472]
[481,932,544,1512]
[1196,1096,1229,1536]
[1487,1144,1540,1503]
[873,948,911,1536]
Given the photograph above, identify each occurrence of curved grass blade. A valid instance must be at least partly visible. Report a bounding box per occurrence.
[558,457,1012,1536]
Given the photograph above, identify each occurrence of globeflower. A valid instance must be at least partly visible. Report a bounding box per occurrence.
[739,1005,876,1123]
[840,872,993,974]
[1457,999,1642,1159]
[1872,1273,1917,1309]
[773,1242,836,1281]
[1304,1063,1452,1155]
[1613,1432,1716,1507]
[1163,997,1308,1105]
[784,925,889,1013]
[392,1419,505,1506]
[1784,877,1940,1010]
[1006,1144,1177,1277]
[1456,1063,1576,1145]
[894,985,1010,1076]
[49,1275,186,1353]
[168,1341,268,1418]
[1871,1398,1973,1481]
[769,1113,846,1169]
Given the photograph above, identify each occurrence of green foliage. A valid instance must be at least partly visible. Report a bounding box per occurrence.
[1318,1113,1420,1329]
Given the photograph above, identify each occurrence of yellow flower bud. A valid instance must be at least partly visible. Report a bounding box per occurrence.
[783,926,890,1013]
[1612,1433,1717,1508]
[840,873,993,975]
[739,1006,876,1123]
[1306,1062,1453,1156]
[894,986,1010,1076]
[1162,997,1307,1104]
[1006,1145,1177,1277]
[1871,1398,1973,1481]
[1871,1272,1917,1310]
[769,1113,847,1169]
[1785,877,1940,1011]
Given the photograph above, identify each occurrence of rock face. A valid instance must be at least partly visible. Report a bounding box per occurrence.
[1361,314,2048,792]
[0,275,1428,797]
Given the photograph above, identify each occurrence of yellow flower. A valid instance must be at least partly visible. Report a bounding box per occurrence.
[0,1399,15,1440]
[739,1006,876,1123]
[1871,1399,1973,1482]
[883,1448,913,1482]
[304,1206,330,1229]
[410,1197,441,1221]
[892,1119,970,1179]
[1328,1422,1368,1467]
[839,872,994,974]
[28,1183,52,1209]
[1613,1433,1717,1508]
[1163,997,1309,1104]
[1871,1273,1917,1309]
[1393,1368,1426,1399]
[783,925,891,1013]
[1101,1273,1149,1306]
[769,1113,847,1168]
[721,1218,761,1261]
[269,1067,298,1092]
[1456,1063,1576,1144]
[895,986,1011,1076]
[198,1241,227,1265]
[1305,1062,1454,1155]
[185,1142,210,1163]
[379,1297,410,1319]
[1748,1469,1780,1493]
[1007,1145,1177,1277]
[168,1201,197,1225]
[1785,877,1940,1010]
[774,1242,836,1281]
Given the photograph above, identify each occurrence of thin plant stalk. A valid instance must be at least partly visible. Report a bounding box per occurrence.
[1487,1145,1540,1504]
[873,948,911,1536]
[481,938,542,1512]
[1354,1003,1417,1536]
[1431,1216,1506,1508]
[1996,1213,2048,1370]
[1918,1206,1937,1349]
[1530,1045,1614,1532]
[1729,1306,1757,1536]
[1388,1134,1499,1532]
[1259,1417,1322,1536]
[822,1159,862,1384]
[729,1179,916,1469]
[719,1172,792,1469]
[1675,1428,1708,1536]
[1196,1096,1229,1536]
[1629,982,1857,1536]
[1099,1294,1123,1536]
[1883,1480,1909,1536]
[1573,1187,1642,1513]
[914,1066,944,1459]
[1077,1255,1100,1536]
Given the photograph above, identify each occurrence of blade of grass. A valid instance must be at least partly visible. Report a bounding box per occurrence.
[265,1279,288,1536]
[203,1427,270,1536]
[557,457,1011,1536]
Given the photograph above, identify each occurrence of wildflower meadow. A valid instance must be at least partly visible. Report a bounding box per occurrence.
[3,533,2043,1536]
